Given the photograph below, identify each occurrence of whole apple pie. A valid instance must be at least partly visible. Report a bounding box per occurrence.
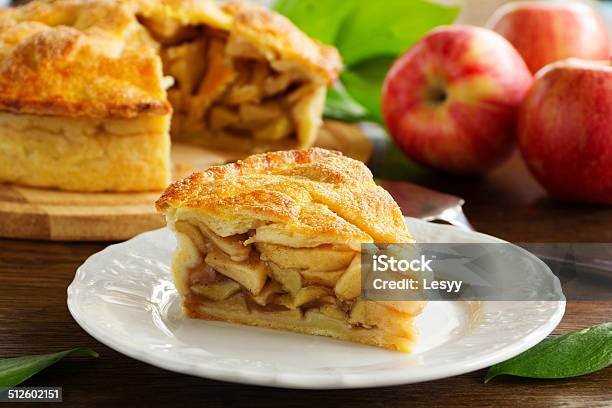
[156,148,426,351]
[0,0,340,191]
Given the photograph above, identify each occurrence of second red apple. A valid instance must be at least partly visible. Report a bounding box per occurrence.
[382,25,533,174]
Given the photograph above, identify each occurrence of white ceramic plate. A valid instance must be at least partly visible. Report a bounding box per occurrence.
[67,218,565,389]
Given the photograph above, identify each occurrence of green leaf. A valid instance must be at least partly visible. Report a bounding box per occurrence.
[335,0,461,66]
[340,56,396,123]
[324,83,369,122]
[485,323,612,383]
[272,0,355,44]
[0,348,99,387]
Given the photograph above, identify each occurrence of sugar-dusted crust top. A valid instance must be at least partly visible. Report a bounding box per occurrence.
[222,0,341,85]
[156,148,412,244]
[0,0,341,119]
[0,0,171,118]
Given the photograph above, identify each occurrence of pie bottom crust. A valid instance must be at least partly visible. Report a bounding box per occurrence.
[0,112,171,192]
[184,295,417,352]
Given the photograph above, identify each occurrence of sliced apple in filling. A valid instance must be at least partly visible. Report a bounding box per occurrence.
[275,286,332,309]
[166,216,424,352]
[205,246,267,295]
[251,281,284,306]
[300,268,346,287]
[256,242,355,271]
[137,1,341,152]
[267,262,302,297]
[192,278,241,301]
[334,255,362,300]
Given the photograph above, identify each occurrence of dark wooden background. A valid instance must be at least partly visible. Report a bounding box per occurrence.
[1,153,611,407]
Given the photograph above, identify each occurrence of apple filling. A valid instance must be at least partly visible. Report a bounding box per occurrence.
[170,218,423,351]
[138,20,324,152]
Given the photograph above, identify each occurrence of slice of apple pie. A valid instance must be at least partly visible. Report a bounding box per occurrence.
[156,148,426,351]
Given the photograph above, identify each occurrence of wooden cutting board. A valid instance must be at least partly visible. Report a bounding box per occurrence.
[0,121,372,241]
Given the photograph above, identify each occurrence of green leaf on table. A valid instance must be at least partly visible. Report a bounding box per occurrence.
[0,348,99,388]
[485,323,612,383]
[273,0,461,123]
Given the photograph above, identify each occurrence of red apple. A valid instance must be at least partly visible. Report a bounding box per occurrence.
[488,1,610,74]
[518,59,612,204]
[382,25,533,174]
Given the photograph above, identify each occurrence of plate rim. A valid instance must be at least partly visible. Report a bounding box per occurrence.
[67,220,566,389]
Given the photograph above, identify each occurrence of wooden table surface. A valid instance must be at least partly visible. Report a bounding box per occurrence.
[1,153,611,407]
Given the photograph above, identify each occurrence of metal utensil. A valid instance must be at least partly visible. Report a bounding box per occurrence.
[377,180,474,231]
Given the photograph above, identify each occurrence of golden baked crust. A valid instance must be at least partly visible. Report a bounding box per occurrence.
[0,0,340,119]
[157,148,422,351]
[138,0,340,84]
[0,0,170,118]
[222,1,341,85]
[156,148,411,244]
